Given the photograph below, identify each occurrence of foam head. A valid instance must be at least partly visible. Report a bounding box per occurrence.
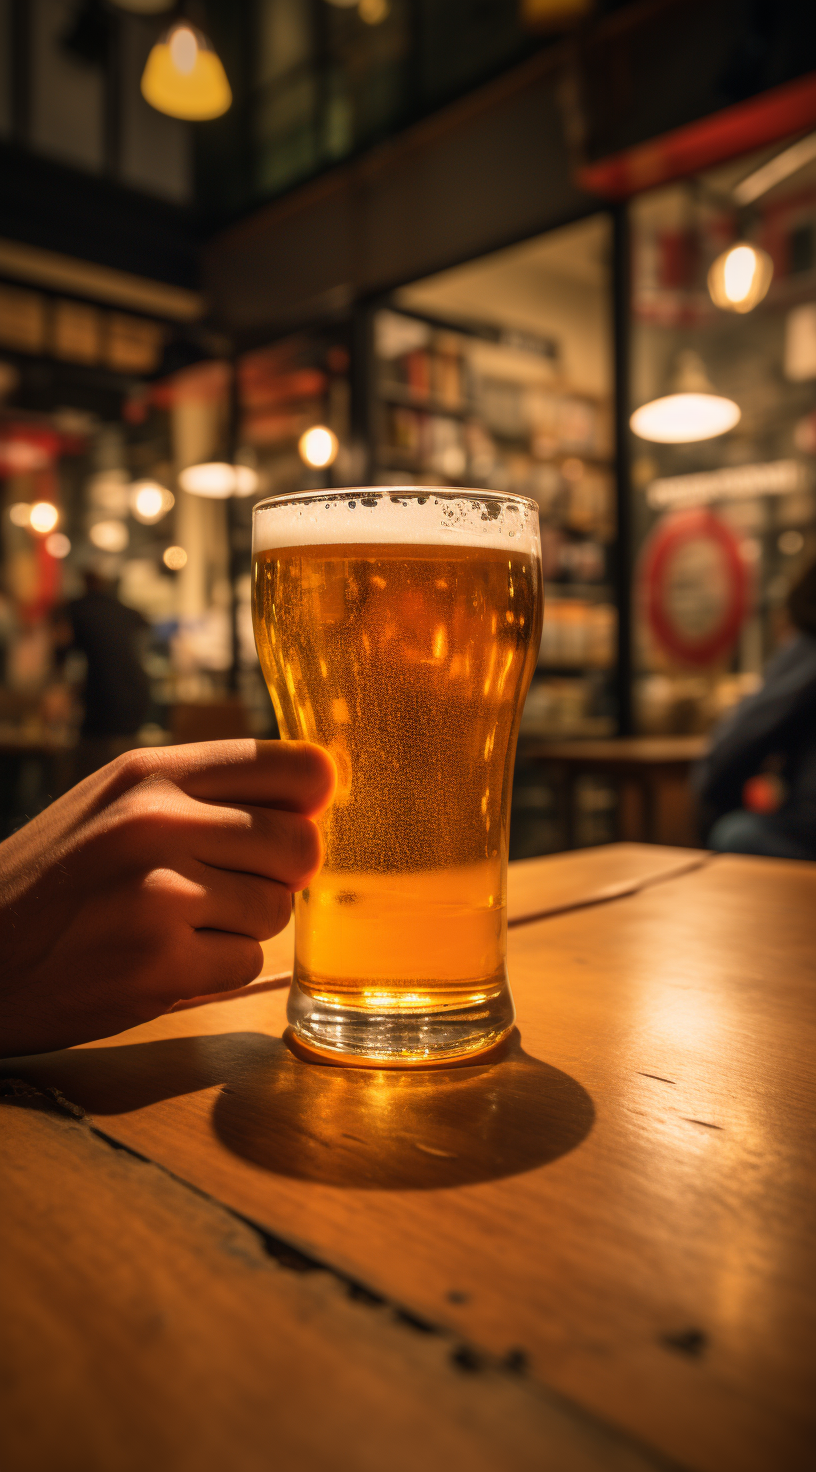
[252,488,540,555]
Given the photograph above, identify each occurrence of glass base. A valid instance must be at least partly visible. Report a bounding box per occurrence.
[286,974,515,1067]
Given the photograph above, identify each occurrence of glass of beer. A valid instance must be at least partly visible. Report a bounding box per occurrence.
[252,488,542,1066]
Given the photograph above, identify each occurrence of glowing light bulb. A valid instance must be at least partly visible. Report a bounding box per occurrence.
[90,519,129,552]
[163,545,188,570]
[299,425,339,469]
[724,245,756,302]
[169,25,197,73]
[29,501,59,534]
[131,480,174,523]
[45,532,71,559]
[708,244,773,314]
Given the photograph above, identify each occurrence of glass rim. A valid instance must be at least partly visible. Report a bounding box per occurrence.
[251,486,539,516]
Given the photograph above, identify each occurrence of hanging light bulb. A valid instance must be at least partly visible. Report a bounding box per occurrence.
[630,350,741,445]
[130,479,175,524]
[29,501,60,534]
[299,426,339,468]
[141,21,232,121]
[708,243,773,314]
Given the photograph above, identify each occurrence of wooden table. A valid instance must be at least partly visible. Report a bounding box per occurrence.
[519,737,707,847]
[2,843,815,1472]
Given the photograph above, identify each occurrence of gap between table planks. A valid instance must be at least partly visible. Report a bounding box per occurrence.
[2,1092,679,1472]
[5,849,816,1472]
[245,842,713,992]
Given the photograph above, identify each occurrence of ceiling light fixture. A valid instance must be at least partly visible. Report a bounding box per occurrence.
[708,243,773,314]
[131,479,175,523]
[141,21,232,121]
[299,425,339,469]
[631,350,741,445]
[29,501,60,534]
[89,519,129,552]
[178,462,258,499]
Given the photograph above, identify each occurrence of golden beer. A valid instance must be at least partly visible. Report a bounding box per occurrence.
[252,489,542,1064]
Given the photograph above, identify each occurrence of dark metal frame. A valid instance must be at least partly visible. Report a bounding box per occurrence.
[611,203,633,737]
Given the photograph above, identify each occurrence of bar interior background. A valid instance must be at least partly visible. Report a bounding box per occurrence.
[0,0,814,850]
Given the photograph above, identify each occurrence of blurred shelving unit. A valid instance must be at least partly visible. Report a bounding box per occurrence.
[370,303,618,750]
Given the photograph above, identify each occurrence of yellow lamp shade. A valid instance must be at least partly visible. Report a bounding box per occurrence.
[141,24,232,121]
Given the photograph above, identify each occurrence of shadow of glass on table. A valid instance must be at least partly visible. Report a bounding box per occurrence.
[3,1028,594,1192]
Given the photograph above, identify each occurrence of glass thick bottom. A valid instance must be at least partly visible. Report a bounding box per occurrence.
[286,972,515,1067]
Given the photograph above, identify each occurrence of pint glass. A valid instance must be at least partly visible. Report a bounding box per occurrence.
[252,488,542,1065]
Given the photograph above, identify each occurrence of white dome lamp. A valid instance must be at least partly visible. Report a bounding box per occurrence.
[178,462,259,498]
[630,351,741,445]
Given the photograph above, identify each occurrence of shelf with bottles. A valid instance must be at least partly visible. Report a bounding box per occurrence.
[373,309,614,532]
[539,591,617,671]
[520,672,616,741]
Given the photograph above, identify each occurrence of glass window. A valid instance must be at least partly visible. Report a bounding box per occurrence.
[382,214,617,744]
[630,141,816,735]
[29,0,105,173]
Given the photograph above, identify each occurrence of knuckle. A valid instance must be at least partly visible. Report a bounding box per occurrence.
[262,880,292,937]
[218,937,263,991]
[240,877,290,941]
[289,814,322,882]
[109,783,183,849]
[291,743,337,808]
[109,747,154,788]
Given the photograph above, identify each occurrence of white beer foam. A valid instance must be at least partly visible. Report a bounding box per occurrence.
[253,489,539,555]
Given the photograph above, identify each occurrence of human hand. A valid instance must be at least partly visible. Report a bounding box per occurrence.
[0,739,335,1056]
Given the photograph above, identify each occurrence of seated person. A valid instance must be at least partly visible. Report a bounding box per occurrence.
[693,559,816,861]
[0,739,334,1057]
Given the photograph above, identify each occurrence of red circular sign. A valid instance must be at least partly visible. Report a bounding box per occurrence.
[641,508,750,665]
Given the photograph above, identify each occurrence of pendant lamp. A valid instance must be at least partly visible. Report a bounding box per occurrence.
[630,351,741,445]
[141,21,232,121]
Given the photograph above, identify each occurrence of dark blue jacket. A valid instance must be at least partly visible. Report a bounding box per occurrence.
[694,633,816,847]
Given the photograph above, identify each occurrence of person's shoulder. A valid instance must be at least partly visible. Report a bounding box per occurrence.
[761,632,816,689]
[782,632,816,668]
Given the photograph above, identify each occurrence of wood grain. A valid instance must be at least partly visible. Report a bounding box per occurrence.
[0,1094,672,1472]
[5,851,816,1472]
